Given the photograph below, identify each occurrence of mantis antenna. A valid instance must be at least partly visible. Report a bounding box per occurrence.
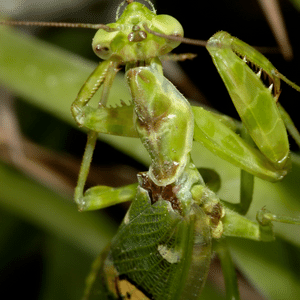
[143,24,207,47]
[144,24,280,55]
[0,20,117,31]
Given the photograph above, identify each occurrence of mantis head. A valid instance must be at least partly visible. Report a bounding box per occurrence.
[92,1,183,63]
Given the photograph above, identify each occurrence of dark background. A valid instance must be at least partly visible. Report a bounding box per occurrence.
[1,0,300,299]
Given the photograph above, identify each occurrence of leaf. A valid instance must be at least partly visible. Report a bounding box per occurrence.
[1,22,300,300]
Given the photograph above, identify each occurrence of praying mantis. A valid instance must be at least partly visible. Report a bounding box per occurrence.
[1,0,300,299]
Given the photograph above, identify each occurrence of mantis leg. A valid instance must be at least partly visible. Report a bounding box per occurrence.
[214,239,240,300]
[222,196,300,240]
[78,182,138,211]
[73,130,137,211]
[219,204,300,299]
[257,208,300,226]
[278,103,300,148]
[192,106,286,182]
[223,127,255,215]
[205,31,300,179]
[72,60,137,210]
[74,130,98,211]
[71,60,138,137]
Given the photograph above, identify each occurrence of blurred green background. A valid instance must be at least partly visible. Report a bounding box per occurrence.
[1,0,300,299]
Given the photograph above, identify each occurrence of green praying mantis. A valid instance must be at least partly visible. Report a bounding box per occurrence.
[1,0,300,299]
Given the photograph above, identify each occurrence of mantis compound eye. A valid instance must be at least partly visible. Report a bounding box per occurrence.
[93,44,112,60]
[95,45,110,54]
[92,27,118,60]
[149,14,184,55]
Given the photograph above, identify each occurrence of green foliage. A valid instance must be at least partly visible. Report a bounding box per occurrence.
[1,3,300,299]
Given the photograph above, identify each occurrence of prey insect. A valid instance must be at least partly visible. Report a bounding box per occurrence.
[2,0,300,299]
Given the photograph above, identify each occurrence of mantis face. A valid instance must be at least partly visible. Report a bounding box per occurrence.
[92,2,183,63]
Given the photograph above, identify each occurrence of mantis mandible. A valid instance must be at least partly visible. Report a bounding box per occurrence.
[1,0,300,299]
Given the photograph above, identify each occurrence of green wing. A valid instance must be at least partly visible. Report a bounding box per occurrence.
[98,186,212,300]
